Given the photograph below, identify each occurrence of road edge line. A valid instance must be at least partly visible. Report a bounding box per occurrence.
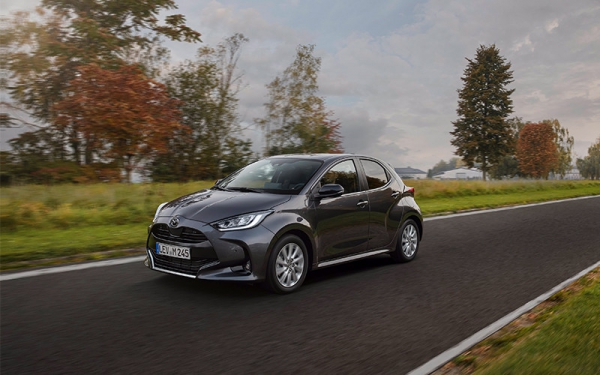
[0,256,146,282]
[406,259,600,375]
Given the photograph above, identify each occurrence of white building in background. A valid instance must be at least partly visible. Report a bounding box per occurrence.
[394,167,427,180]
[550,167,582,180]
[433,168,483,180]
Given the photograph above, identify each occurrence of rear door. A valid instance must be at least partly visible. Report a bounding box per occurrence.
[359,159,403,250]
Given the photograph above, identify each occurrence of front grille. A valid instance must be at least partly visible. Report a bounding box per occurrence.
[152,224,207,243]
[152,254,220,276]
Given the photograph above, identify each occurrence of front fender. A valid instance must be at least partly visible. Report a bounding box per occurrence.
[260,212,316,273]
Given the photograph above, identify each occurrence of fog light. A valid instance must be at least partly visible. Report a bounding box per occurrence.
[244,260,252,272]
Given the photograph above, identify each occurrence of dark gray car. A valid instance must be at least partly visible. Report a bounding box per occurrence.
[146,154,423,293]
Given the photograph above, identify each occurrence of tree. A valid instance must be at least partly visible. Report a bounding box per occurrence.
[6,2,200,124]
[488,117,574,179]
[7,129,61,182]
[221,138,255,176]
[0,152,16,186]
[4,1,200,167]
[489,155,519,180]
[256,44,343,155]
[153,34,251,181]
[426,157,464,178]
[450,44,515,181]
[541,119,574,178]
[576,137,600,180]
[516,122,558,179]
[489,117,524,179]
[53,63,185,182]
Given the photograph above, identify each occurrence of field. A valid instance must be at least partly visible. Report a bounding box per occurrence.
[1,179,599,267]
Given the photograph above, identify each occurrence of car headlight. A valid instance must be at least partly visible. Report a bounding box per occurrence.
[212,211,273,231]
[153,202,168,222]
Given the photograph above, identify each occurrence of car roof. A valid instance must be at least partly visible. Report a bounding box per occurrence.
[266,153,370,162]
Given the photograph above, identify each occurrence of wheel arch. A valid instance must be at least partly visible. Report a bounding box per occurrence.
[263,223,316,272]
[284,229,314,271]
[402,213,423,240]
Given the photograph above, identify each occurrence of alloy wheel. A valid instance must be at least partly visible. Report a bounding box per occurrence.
[401,223,418,258]
[275,242,305,288]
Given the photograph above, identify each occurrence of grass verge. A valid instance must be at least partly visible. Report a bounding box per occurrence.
[0,224,147,267]
[434,267,600,375]
[418,184,600,215]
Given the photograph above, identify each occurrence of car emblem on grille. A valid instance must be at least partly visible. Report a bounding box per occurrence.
[169,216,180,227]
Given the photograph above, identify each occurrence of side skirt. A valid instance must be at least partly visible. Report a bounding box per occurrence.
[316,249,390,269]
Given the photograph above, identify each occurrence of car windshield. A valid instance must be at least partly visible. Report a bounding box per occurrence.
[216,158,323,195]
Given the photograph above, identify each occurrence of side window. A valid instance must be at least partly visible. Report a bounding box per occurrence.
[361,159,389,190]
[320,160,359,195]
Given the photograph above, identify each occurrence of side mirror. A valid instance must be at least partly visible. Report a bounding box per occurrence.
[315,184,344,199]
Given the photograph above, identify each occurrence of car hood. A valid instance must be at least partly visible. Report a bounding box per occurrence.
[157,189,292,224]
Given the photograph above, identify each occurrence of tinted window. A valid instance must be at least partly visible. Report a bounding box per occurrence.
[219,158,322,194]
[320,160,359,195]
[361,159,389,190]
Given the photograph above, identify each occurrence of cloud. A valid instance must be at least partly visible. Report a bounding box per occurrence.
[319,0,600,168]
[2,0,599,169]
[545,19,560,33]
[512,35,534,52]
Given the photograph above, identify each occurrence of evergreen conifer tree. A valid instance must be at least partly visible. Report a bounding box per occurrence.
[450,45,515,180]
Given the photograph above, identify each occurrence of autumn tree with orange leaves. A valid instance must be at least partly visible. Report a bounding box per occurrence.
[5,0,200,126]
[54,64,186,182]
[516,122,558,179]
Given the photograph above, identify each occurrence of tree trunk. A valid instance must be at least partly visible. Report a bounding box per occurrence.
[84,138,93,165]
[124,155,133,183]
[482,158,487,181]
[71,129,81,165]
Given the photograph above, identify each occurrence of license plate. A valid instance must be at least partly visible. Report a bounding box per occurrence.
[156,243,191,260]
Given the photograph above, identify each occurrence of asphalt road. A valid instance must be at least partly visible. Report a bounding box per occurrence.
[2,197,600,375]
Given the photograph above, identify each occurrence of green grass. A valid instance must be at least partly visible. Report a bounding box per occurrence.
[0,224,148,264]
[0,180,598,269]
[418,183,600,215]
[410,179,600,198]
[0,181,214,231]
[473,272,600,375]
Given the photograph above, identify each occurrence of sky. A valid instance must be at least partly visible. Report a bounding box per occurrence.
[2,0,599,171]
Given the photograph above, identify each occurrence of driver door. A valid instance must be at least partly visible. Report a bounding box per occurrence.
[313,159,370,261]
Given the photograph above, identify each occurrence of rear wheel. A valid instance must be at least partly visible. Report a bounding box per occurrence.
[265,234,308,294]
[390,219,420,263]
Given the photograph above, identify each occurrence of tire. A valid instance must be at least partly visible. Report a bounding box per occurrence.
[390,219,420,263]
[265,234,309,294]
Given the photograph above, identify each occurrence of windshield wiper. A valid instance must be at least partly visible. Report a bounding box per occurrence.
[227,187,263,193]
[213,185,233,192]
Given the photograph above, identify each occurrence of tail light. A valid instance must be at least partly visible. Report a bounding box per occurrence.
[405,186,415,196]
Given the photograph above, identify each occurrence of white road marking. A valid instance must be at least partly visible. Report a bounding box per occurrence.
[424,195,599,222]
[0,256,146,281]
[407,259,600,375]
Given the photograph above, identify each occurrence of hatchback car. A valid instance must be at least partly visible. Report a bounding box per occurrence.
[146,154,423,293]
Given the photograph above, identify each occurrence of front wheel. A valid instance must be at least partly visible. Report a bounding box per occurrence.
[390,220,420,263]
[265,234,308,294]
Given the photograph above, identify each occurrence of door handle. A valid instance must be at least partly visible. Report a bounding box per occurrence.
[356,200,368,208]
[391,191,400,199]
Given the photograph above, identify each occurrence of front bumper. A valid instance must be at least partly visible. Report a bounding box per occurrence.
[146,216,274,281]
